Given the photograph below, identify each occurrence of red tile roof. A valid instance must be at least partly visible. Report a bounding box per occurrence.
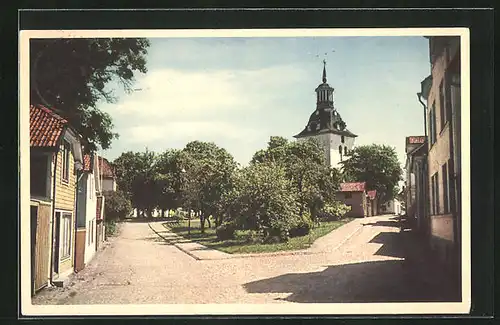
[30,104,68,147]
[96,196,103,220]
[98,156,115,178]
[83,154,92,172]
[367,190,377,200]
[340,182,366,192]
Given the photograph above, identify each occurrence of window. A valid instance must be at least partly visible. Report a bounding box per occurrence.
[439,79,450,132]
[344,146,348,156]
[88,220,94,245]
[429,103,437,145]
[431,172,440,215]
[30,154,49,197]
[59,212,72,259]
[62,140,71,182]
[341,135,345,143]
[442,163,450,214]
[344,192,352,199]
[338,145,342,155]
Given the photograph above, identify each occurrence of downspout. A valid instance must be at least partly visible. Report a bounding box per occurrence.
[49,150,58,286]
[417,92,430,238]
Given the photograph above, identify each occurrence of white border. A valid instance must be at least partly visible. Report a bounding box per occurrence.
[20,27,471,316]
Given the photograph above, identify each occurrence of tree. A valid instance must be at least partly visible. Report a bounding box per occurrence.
[223,162,301,242]
[251,136,342,221]
[103,190,133,221]
[153,149,187,217]
[30,38,150,151]
[181,141,238,232]
[340,144,403,204]
[112,149,157,217]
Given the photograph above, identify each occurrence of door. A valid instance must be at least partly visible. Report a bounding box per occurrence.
[52,212,60,275]
[30,206,37,296]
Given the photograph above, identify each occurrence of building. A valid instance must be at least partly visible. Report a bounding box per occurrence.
[419,36,461,278]
[294,60,358,170]
[336,182,367,218]
[74,153,104,272]
[404,135,428,232]
[30,105,83,294]
[380,199,402,215]
[98,156,117,192]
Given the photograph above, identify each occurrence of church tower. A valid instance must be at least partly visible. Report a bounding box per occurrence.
[293,60,357,169]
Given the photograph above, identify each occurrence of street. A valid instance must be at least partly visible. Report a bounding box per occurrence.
[32,215,459,305]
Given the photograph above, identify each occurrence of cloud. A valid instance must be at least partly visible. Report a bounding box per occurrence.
[125,121,259,144]
[102,65,307,122]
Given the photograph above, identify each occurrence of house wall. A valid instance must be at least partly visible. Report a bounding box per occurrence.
[84,170,97,264]
[53,143,76,276]
[337,192,366,217]
[426,38,458,266]
[102,178,116,192]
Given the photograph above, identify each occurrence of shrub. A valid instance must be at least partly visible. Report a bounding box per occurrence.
[289,215,313,238]
[103,190,132,221]
[236,229,263,244]
[105,220,118,237]
[216,222,237,240]
[318,201,351,221]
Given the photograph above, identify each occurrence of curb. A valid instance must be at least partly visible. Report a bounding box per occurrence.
[329,222,365,252]
[147,222,201,261]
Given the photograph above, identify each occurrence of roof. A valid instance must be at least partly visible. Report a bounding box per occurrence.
[367,190,377,200]
[294,109,358,139]
[30,104,68,148]
[98,156,115,178]
[340,182,366,192]
[83,154,92,172]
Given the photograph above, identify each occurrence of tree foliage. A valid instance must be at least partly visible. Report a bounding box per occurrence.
[220,161,301,242]
[340,144,403,203]
[103,190,132,221]
[251,136,342,221]
[181,141,238,231]
[30,38,150,151]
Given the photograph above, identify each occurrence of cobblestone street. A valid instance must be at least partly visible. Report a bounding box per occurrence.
[32,215,460,305]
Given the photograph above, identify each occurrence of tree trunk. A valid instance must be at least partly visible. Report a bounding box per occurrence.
[200,211,205,233]
[207,216,211,229]
[161,209,165,218]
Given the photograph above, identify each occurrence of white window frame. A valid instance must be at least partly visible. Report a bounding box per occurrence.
[58,211,73,260]
[61,140,71,184]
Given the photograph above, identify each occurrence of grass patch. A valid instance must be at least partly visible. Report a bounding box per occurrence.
[164,218,354,254]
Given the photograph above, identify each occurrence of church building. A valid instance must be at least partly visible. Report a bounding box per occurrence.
[294,61,357,170]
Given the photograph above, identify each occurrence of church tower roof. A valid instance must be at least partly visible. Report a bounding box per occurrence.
[294,60,357,139]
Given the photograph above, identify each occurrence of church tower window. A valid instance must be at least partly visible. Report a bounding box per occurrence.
[341,135,345,143]
[344,146,348,155]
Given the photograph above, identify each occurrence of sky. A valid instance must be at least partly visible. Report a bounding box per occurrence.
[99,35,431,171]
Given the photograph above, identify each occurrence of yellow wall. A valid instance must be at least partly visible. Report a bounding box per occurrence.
[53,141,77,274]
[54,146,76,211]
[427,45,452,216]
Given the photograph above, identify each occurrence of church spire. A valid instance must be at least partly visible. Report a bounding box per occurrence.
[322,59,327,83]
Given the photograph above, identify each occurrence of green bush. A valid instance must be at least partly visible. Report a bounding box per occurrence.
[318,201,351,221]
[105,220,117,237]
[289,215,313,238]
[103,190,132,221]
[236,229,263,244]
[216,222,237,240]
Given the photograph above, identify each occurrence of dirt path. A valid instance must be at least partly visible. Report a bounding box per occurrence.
[32,215,459,305]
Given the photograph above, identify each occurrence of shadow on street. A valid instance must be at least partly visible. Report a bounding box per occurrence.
[243,220,462,303]
[243,259,460,303]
